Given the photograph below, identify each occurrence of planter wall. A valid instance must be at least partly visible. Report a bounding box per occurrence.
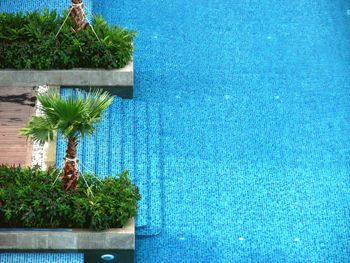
[0,219,135,263]
[0,61,134,99]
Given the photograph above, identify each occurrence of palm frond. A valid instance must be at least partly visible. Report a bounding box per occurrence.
[20,116,54,145]
[21,88,113,142]
[37,89,61,125]
[83,88,113,123]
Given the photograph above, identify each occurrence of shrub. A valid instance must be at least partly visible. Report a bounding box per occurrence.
[0,165,141,231]
[0,10,135,69]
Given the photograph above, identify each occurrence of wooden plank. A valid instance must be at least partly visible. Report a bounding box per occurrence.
[0,86,35,166]
[0,148,27,152]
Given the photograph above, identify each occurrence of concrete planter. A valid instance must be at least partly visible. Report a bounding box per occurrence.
[0,219,135,263]
[0,61,134,99]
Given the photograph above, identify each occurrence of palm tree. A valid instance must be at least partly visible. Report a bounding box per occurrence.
[20,89,113,191]
[70,0,89,33]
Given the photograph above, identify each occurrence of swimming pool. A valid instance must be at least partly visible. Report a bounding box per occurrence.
[2,0,350,262]
[96,1,350,262]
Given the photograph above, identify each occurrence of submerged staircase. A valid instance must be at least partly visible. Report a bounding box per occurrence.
[56,88,163,236]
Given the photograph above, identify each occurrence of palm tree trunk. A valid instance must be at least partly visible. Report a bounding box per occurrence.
[62,137,79,191]
[70,0,89,33]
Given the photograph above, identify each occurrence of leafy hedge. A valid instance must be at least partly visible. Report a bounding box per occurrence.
[0,166,140,231]
[0,10,135,69]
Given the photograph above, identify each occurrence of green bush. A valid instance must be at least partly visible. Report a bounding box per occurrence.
[0,165,140,231]
[0,10,135,69]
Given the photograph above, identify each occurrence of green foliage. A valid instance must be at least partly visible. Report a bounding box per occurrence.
[0,165,141,231]
[20,89,113,144]
[20,116,54,144]
[0,10,135,69]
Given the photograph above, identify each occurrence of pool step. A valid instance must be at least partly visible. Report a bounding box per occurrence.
[137,105,163,236]
[119,100,148,227]
[95,101,110,177]
[133,102,149,227]
[108,99,123,175]
[56,88,163,233]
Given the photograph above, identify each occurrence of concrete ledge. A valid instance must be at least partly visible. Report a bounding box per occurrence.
[0,62,133,98]
[0,219,135,251]
[0,62,133,87]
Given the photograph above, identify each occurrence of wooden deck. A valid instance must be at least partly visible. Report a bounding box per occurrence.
[0,87,36,166]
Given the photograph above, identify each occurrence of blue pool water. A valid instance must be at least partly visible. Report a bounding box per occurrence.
[0,0,93,20]
[2,0,350,262]
[95,1,350,262]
